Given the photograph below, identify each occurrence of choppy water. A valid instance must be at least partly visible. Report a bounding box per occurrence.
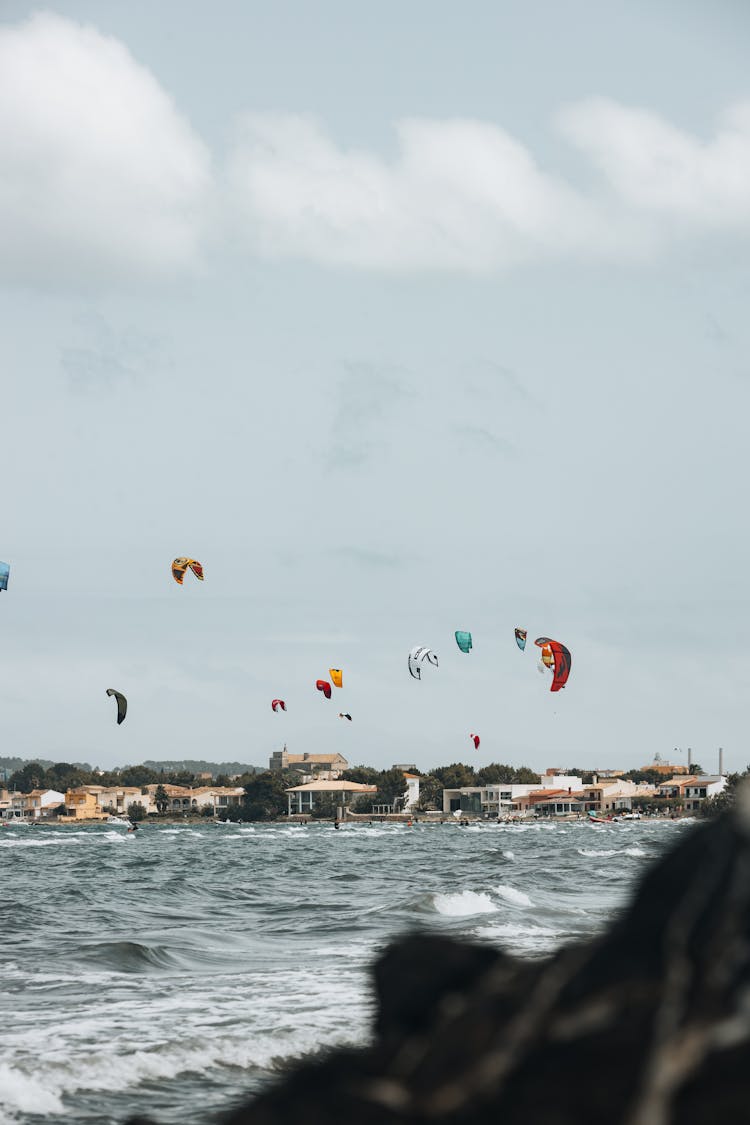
[0,818,691,1124]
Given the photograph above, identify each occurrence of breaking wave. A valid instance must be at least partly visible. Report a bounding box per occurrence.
[432,890,497,916]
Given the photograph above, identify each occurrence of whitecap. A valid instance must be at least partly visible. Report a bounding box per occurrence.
[432,890,497,917]
[495,884,532,907]
[0,1063,63,1118]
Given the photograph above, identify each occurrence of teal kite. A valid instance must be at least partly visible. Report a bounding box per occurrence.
[455,631,473,654]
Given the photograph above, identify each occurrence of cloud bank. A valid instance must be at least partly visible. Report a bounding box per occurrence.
[0,12,211,286]
[2,13,750,284]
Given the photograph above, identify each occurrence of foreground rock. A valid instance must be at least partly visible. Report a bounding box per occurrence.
[135,802,750,1124]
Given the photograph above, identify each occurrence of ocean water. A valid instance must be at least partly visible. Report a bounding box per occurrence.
[0,818,692,1124]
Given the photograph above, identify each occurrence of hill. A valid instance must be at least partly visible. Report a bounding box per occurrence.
[141,759,262,778]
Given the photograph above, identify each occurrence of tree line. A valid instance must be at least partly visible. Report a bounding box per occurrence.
[228,762,546,822]
[4,761,253,793]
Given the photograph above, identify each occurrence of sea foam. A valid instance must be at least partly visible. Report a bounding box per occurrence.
[433,890,497,916]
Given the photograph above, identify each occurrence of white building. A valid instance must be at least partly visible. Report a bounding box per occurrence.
[442,784,541,816]
[400,772,421,811]
[682,775,727,811]
[3,789,65,821]
[285,779,377,815]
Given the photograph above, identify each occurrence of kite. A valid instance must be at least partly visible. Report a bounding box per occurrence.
[534,636,572,692]
[271,699,286,712]
[316,679,332,699]
[455,631,473,654]
[339,712,352,721]
[514,628,527,651]
[0,562,9,592]
[470,733,480,750]
[172,558,204,585]
[329,668,343,688]
[408,646,439,680]
[106,688,127,725]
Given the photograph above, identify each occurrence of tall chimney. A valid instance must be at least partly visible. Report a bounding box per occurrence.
[719,747,724,776]
[687,747,692,769]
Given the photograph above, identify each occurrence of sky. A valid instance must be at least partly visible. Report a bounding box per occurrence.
[1,1,749,775]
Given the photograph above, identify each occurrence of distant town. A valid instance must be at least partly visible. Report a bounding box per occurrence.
[0,747,737,824]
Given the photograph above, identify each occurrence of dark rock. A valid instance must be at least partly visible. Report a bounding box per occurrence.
[135,804,750,1124]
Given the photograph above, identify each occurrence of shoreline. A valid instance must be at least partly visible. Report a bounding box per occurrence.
[4,810,696,828]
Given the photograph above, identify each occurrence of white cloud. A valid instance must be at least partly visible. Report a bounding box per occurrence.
[225,105,750,271]
[2,11,750,283]
[559,98,750,227]
[0,12,211,286]
[225,112,619,271]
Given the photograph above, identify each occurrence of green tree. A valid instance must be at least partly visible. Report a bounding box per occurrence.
[117,765,161,787]
[476,763,515,785]
[154,785,170,814]
[512,766,542,784]
[373,768,409,808]
[699,769,747,818]
[311,794,339,819]
[164,769,195,787]
[240,770,299,821]
[622,769,668,785]
[429,763,477,790]
[342,766,381,785]
[45,762,91,789]
[8,763,46,791]
[414,774,442,811]
[127,801,147,822]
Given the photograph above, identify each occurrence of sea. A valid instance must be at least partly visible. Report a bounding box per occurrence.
[0,817,692,1124]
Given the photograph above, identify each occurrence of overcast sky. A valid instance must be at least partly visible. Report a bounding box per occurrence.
[1,2,749,775]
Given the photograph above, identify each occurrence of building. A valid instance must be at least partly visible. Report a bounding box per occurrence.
[63,783,244,819]
[269,749,349,779]
[641,760,691,776]
[523,790,587,817]
[442,774,585,817]
[443,784,541,816]
[401,772,421,811]
[284,779,377,816]
[2,789,65,821]
[657,775,699,801]
[510,788,583,815]
[65,787,108,820]
[64,785,149,819]
[142,784,244,814]
[579,779,642,813]
[681,776,727,811]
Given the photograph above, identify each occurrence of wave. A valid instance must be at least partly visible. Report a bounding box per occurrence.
[432,890,497,917]
[578,847,647,859]
[473,921,562,954]
[0,1064,63,1122]
[0,1022,368,1116]
[495,884,532,907]
[73,940,193,974]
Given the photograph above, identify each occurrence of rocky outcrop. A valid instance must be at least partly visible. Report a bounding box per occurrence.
[135,801,750,1124]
